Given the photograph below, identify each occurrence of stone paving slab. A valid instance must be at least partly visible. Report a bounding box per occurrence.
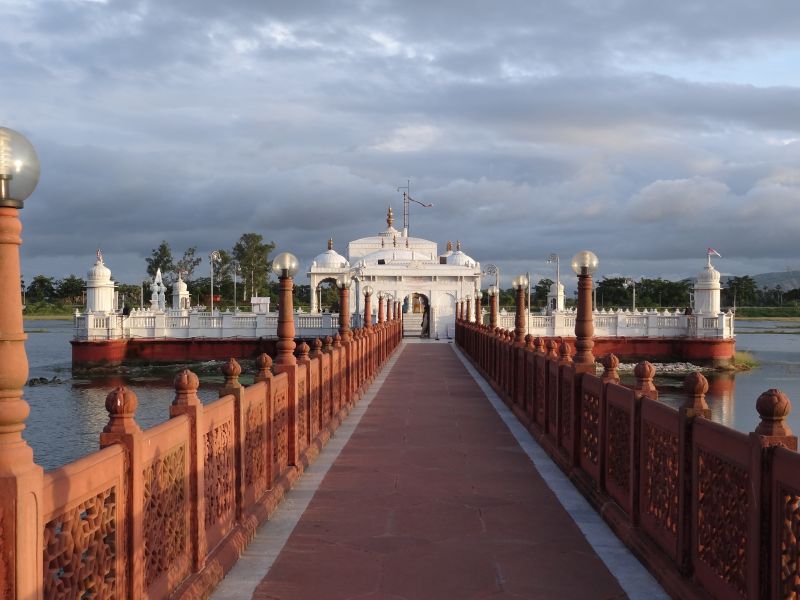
[239,342,664,600]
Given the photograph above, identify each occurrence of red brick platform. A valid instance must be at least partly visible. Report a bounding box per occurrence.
[248,343,636,599]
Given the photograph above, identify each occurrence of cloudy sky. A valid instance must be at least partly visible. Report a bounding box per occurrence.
[5,0,800,287]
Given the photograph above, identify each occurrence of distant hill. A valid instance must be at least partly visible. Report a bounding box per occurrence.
[720,270,800,291]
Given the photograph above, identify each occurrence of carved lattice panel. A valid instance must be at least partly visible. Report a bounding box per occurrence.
[204,421,235,530]
[143,445,189,591]
[560,371,572,445]
[245,401,267,499]
[696,448,749,598]
[273,386,288,476]
[43,487,117,599]
[309,364,320,439]
[606,404,631,494]
[581,392,600,466]
[321,362,331,428]
[535,359,546,425]
[781,488,800,598]
[547,361,558,434]
[642,422,679,538]
[297,375,307,452]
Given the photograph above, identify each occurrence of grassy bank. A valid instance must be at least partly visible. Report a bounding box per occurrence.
[734,351,758,369]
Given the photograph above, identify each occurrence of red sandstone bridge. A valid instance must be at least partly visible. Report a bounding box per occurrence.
[0,242,795,600]
[2,316,796,600]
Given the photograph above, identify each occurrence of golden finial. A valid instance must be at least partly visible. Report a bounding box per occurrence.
[327,237,333,251]
[447,241,452,252]
[387,206,394,228]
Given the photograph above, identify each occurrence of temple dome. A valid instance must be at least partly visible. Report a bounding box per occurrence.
[696,263,721,285]
[312,238,350,269]
[87,256,111,282]
[173,277,188,292]
[361,248,434,265]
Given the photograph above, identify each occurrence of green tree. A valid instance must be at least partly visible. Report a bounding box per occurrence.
[533,278,554,307]
[26,275,57,302]
[55,274,85,302]
[596,277,628,308]
[146,241,174,281]
[232,233,275,297]
[723,276,757,307]
[175,246,202,280]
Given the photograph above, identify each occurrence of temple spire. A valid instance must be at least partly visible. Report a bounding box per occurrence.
[328,237,333,251]
[387,206,394,228]
[447,241,452,252]
[456,240,462,251]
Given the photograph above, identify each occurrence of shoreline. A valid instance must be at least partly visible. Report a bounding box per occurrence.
[24,315,72,321]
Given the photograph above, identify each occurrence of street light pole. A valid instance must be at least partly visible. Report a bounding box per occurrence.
[209,250,220,314]
[232,260,239,312]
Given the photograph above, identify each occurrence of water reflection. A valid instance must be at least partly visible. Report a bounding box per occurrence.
[20,318,800,470]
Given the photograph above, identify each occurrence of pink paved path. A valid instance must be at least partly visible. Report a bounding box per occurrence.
[252,343,627,600]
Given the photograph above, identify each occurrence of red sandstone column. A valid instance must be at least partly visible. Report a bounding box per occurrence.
[571,251,598,374]
[475,290,482,325]
[170,370,207,572]
[378,293,385,324]
[337,276,351,341]
[0,202,44,598]
[513,277,527,345]
[363,286,373,330]
[101,386,144,597]
[489,288,498,330]
[273,252,300,467]
[466,297,472,324]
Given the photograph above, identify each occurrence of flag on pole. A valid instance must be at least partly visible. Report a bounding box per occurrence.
[707,248,721,258]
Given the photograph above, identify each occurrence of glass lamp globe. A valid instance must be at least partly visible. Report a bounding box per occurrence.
[0,127,40,207]
[571,250,599,275]
[337,273,352,289]
[363,285,374,296]
[488,284,499,297]
[273,252,299,278]
[475,289,483,299]
[517,275,529,289]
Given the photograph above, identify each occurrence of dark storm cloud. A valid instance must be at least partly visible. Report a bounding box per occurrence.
[6,0,800,284]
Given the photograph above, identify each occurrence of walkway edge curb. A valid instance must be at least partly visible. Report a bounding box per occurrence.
[451,344,670,600]
[210,341,408,600]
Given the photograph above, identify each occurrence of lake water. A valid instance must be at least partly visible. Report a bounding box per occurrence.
[20,318,800,470]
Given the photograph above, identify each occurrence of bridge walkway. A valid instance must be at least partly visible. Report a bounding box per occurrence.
[212,341,667,600]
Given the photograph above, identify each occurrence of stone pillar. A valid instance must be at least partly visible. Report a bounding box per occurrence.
[514,285,526,345]
[0,206,44,599]
[364,290,372,330]
[275,272,296,367]
[574,267,595,373]
[338,283,351,341]
[475,292,482,325]
[378,294,385,324]
[490,293,498,329]
[466,298,472,324]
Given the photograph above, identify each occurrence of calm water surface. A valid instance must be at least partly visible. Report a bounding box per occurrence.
[21,318,800,470]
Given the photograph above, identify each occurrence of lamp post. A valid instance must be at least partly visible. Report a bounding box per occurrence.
[571,250,599,373]
[378,291,385,323]
[487,284,499,329]
[625,277,637,312]
[0,127,43,596]
[465,294,472,324]
[209,250,221,314]
[547,253,560,312]
[273,252,299,366]
[232,259,240,312]
[512,275,528,344]
[474,289,483,325]
[336,273,352,340]
[363,285,373,329]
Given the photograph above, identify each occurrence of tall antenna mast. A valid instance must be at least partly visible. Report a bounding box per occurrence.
[396,178,433,237]
[397,179,410,237]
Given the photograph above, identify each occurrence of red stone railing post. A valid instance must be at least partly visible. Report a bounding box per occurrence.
[600,353,620,384]
[253,354,274,485]
[633,361,657,400]
[100,386,144,598]
[677,372,711,573]
[273,253,300,467]
[170,369,208,573]
[219,358,246,522]
[750,389,797,598]
[0,203,45,600]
